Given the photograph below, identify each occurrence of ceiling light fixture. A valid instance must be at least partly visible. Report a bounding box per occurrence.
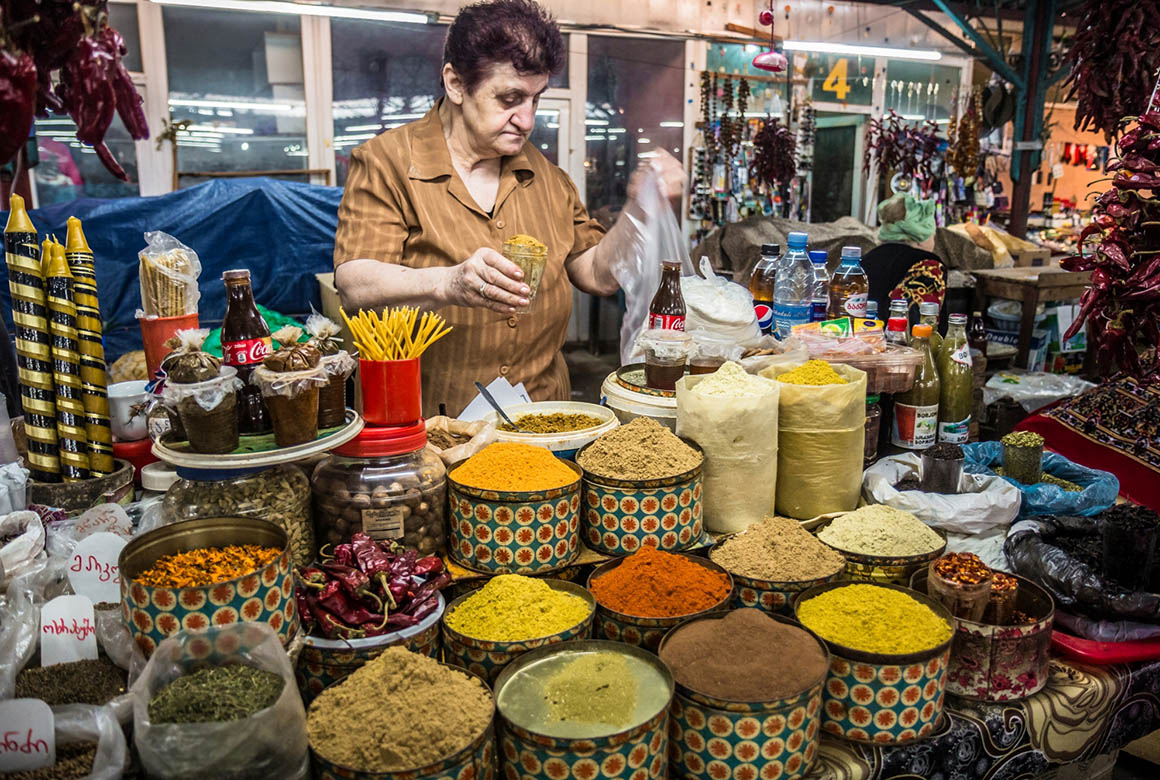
[151,0,430,24]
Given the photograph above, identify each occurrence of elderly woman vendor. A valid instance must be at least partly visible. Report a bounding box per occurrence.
[334,0,684,415]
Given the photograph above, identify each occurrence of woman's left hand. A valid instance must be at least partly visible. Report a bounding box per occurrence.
[628,149,686,202]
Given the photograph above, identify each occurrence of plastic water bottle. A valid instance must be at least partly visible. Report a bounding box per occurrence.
[808,250,829,322]
[773,232,813,338]
[827,246,869,319]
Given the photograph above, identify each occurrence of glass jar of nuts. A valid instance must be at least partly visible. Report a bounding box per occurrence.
[311,422,447,555]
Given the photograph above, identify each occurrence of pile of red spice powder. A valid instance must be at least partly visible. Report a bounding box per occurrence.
[590,547,730,618]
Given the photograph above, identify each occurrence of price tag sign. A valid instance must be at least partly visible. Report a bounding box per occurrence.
[40,595,98,667]
[0,699,54,772]
[71,504,133,541]
[68,532,127,604]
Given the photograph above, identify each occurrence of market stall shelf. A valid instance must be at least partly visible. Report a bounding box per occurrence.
[119,516,298,657]
[151,407,363,468]
[447,461,582,574]
[441,580,595,685]
[296,591,444,704]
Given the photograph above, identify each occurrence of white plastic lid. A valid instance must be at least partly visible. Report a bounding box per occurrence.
[141,461,179,492]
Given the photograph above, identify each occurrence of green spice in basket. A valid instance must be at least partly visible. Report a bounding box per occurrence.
[149,665,284,723]
[578,417,701,481]
[445,575,590,641]
[817,505,942,557]
[798,585,951,655]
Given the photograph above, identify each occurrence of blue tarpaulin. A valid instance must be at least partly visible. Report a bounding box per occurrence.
[1,177,343,361]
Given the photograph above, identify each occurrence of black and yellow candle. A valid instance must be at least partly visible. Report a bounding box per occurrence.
[4,195,59,482]
[65,217,113,475]
[46,241,89,481]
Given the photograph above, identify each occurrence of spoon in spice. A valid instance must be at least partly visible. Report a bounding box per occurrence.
[473,381,532,433]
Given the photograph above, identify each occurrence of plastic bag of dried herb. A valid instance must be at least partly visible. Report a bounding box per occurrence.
[131,623,309,780]
[962,441,1119,518]
[30,703,129,780]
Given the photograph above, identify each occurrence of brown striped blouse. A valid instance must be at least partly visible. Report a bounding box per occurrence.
[334,103,605,416]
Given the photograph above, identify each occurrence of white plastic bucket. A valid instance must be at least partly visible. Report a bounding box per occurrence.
[482,401,618,459]
[600,372,678,432]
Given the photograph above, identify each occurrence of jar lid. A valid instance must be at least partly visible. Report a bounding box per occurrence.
[335,421,428,458]
[141,461,179,492]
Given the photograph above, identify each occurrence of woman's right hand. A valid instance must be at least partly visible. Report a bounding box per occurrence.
[441,248,530,313]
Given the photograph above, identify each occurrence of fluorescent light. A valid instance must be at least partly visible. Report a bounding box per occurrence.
[378,112,426,121]
[659,121,684,128]
[638,138,651,144]
[150,0,430,24]
[607,128,626,134]
[186,124,254,135]
[545,122,559,129]
[343,124,384,132]
[584,119,609,126]
[37,119,75,126]
[585,135,606,141]
[335,133,377,142]
[782,40,942,61]
[170,97,296,112]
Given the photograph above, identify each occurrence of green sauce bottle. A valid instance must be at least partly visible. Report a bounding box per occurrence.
[937,313,974,444]
[892,324,940,449]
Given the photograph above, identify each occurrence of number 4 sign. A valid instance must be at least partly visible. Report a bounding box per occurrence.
[0,699,54,772]
[822,58,850,101]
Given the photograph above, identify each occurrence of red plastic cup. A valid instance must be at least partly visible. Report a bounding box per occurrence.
[140,313,199,377]
[359,357,422,425]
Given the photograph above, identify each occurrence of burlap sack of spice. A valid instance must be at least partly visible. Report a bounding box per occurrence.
[762,362,867,519]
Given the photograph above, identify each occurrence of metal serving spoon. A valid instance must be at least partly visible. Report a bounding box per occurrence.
[473,381,532,433]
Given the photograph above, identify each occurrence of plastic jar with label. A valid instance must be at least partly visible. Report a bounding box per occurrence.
[161,463,314,567]
[311,422,447,555]
[863,394,882,466]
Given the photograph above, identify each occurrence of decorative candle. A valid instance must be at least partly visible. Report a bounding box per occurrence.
[46,241,89,481]
[65,217,113,475]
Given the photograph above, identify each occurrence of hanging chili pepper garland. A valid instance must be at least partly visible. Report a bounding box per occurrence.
[864,109,942,183]
[750,116,797,190]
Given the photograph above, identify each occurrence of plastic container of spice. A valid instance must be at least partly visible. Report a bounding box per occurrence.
[162,464,314,567]
[639,329,692,391]
[312,421,447,555]
[864,394,882,466]
[927,553,993,621]
[484,401,619,460]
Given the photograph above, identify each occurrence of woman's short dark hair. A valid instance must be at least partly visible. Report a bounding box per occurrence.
[443,0,565,93]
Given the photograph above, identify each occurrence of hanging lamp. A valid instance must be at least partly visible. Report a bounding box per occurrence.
[752,2,788,73]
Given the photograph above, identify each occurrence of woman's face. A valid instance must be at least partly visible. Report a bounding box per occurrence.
[445,62,550,158]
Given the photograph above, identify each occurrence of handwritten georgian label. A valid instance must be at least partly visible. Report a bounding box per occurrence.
[0,699,54,772]
[40,595,98,667]
[67,532,127,604]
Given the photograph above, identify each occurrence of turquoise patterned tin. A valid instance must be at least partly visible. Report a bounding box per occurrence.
[708,535,845,615]
[494,640,674,780]
[312,716,496,780]
[587,555,733,653]
[445,566,584,603]
[793,583,953,746]
[448,462,582,574]
[442,580,595,685]
[297,591,445,703]
[660,614,830,780]
[119,516,298,658]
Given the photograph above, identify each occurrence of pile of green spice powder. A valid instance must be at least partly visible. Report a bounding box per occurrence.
[149,665,285,724]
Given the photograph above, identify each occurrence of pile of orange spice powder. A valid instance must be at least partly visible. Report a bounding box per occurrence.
[134,544,281,588]
[589,547,730,618]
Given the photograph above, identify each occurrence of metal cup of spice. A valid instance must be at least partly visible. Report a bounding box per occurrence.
[920,442,965,494]
[1001,431,1045,485]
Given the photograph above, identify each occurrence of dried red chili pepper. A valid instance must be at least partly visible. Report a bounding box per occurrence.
[0,48,37,166]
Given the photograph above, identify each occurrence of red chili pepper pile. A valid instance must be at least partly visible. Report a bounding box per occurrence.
[1062,111,1160,376]
[1064,0,1160,143]
[864,110,941,183]
[0,0,148,178]
[749,116,796,190]
[296,532,451,640]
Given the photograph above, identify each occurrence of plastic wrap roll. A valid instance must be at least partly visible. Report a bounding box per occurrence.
[66,217,113,475]
[46,241,89,481]
[4,195,59,482]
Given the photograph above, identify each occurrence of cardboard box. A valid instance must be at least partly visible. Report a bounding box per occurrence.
[1043,303,1087,353]
[1010,245,1052,267]
[987,327,1049,372]
[315,272,354,353]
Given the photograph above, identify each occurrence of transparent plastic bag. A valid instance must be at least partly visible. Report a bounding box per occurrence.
[739,335,809,374]
[49,703,129,780]
[962,442,1118,518]
[862,453,1022,534]
[680,258,762,347]
[982,370,1095,412]
[425,416,497,467]
[161,366,242,412]
[251,365,328,398]
[137,231,202,317]
[762,363,867,519]
[612,168,695,364]
[132,623,309,780]
[0,510,46,580]
[0,579,39,698]
[0,460,29,514]
[676,372,779,533]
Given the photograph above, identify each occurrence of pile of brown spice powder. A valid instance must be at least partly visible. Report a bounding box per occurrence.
[710,516,845,581]
[577,417,702,481]
[306,647,492,772]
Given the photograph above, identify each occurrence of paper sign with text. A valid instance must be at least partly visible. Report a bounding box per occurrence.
[40,595,98,667]
[71,504,133,541]
[68,532,127,604]
[0,699,54,772]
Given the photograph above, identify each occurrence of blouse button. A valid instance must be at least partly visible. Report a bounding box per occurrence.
[495,219,506,229]
[507,316,518,328]
[500,365,510,376]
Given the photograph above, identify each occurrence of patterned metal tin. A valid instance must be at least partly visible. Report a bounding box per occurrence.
[793,582,954,746]
[445,566,584,603]
[587,555,733,653]
[119,516,298,658]
[708,534,845,615]
[448,462,582,574]
[296,591,445,704]
[312,714,496,780]
[495,640,674,780]
[814,516,947,586]
[442,580,596,685]
[911,570,1055,702]
[576,439,704,556]
[660,614,830,780]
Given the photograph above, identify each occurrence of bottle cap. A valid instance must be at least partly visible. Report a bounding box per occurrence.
[867,394,880,404]
[787,232,808,248]
[919,301,939,316]
[141,462,179,492]
[913,324,933,337]
[949,313,968,324]
[334,420,428,458]
[808,250,827,264]
[761,243,781,255]
[889,298,908,312]
[840,246,861,259]
[222,269,251,282]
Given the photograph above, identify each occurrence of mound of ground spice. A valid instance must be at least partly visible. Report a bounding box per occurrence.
[589,547,729,618]
[577,417,701,481]
[450,442,578,492]
[710,516,845,581]
[134,544,281,588]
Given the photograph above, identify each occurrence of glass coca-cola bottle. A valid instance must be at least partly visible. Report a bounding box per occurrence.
[221,269,272,434]
[648,260,686,331]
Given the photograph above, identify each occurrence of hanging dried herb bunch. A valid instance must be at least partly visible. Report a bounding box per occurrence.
[1064,0,1160,142]
[750,116,797,188]
[946,88,982,179]
[1062,111,1160,375]
[864,110,941,181]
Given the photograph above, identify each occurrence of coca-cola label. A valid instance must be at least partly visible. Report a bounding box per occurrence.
[222,337,272,366]
[649,313,686,331]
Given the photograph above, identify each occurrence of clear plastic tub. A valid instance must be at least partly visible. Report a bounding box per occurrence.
[927,553,993,621]
[824,346,923,394]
